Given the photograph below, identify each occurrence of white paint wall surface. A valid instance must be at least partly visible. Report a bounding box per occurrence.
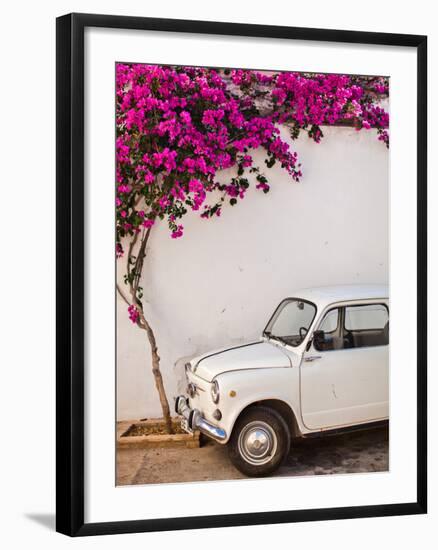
[117,125,389,420]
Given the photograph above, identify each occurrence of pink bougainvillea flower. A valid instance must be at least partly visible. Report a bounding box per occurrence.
[142,219,155,229]
[115,63,388,245]
[128,304,140,324]
[171,225,184,239]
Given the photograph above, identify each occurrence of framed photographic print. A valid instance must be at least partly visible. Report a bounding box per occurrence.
[56,13,427,536]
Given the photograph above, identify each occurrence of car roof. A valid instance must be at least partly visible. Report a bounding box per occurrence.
[290,284,388,308]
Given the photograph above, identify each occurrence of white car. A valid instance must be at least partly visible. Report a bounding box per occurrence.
[175,284,389,477]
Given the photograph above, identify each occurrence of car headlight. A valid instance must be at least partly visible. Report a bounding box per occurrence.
[211,380,220,404]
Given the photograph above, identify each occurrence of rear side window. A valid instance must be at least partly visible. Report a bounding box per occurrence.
[345,304,388,331]
[344,304,389,348]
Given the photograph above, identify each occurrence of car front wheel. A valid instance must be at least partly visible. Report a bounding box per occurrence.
[228,406,290,477]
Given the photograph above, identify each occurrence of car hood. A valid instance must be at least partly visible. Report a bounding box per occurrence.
[190,340,293,382]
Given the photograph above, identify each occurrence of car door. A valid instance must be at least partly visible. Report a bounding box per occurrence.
[300,302,389,430]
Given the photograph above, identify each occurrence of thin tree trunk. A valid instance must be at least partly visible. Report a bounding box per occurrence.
[117,225,174,434]
[138,309,174,434]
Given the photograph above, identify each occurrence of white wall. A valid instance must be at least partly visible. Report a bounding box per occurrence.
[117,125,389,420]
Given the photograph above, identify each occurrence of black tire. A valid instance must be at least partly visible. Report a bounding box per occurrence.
[228,406,291,477]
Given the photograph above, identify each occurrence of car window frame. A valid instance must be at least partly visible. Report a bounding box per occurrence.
[263,297,318,347]
[311,300,389,352]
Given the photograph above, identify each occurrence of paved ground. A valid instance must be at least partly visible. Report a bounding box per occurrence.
[117,424,388,485]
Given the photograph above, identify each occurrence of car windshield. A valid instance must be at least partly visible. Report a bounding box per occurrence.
[264,299,317,347]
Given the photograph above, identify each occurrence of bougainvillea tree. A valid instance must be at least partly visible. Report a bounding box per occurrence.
[116,63,389,433]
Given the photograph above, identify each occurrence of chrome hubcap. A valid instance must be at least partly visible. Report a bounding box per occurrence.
[238,421,277,466]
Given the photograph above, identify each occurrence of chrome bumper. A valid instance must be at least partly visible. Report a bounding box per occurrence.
[175,395,227,442]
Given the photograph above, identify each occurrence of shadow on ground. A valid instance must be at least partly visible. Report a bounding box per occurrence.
[25,513,56,531]
[117,425,388,485]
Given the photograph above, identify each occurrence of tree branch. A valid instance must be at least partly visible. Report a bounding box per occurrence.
[117,284,131,306]
[126,230,139,280]
[132,225,153,302]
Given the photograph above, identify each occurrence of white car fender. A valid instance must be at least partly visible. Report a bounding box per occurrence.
[213,366,305,442]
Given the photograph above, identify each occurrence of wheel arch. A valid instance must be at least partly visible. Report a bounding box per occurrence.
[232,399,301,439]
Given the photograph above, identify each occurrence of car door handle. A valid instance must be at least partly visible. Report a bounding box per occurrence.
[304,355,321,362]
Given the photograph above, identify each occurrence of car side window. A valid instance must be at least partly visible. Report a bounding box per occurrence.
[319,309,339,333]
[313,303,389,352]
[314,308,342,351]
[344,304,389,348]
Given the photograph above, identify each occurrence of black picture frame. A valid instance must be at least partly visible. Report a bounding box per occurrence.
[56,12,427,537]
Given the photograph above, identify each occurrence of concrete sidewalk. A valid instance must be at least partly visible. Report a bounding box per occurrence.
[117,425,389,485]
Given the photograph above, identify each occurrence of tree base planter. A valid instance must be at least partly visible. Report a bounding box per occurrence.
[117,418,200,449]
